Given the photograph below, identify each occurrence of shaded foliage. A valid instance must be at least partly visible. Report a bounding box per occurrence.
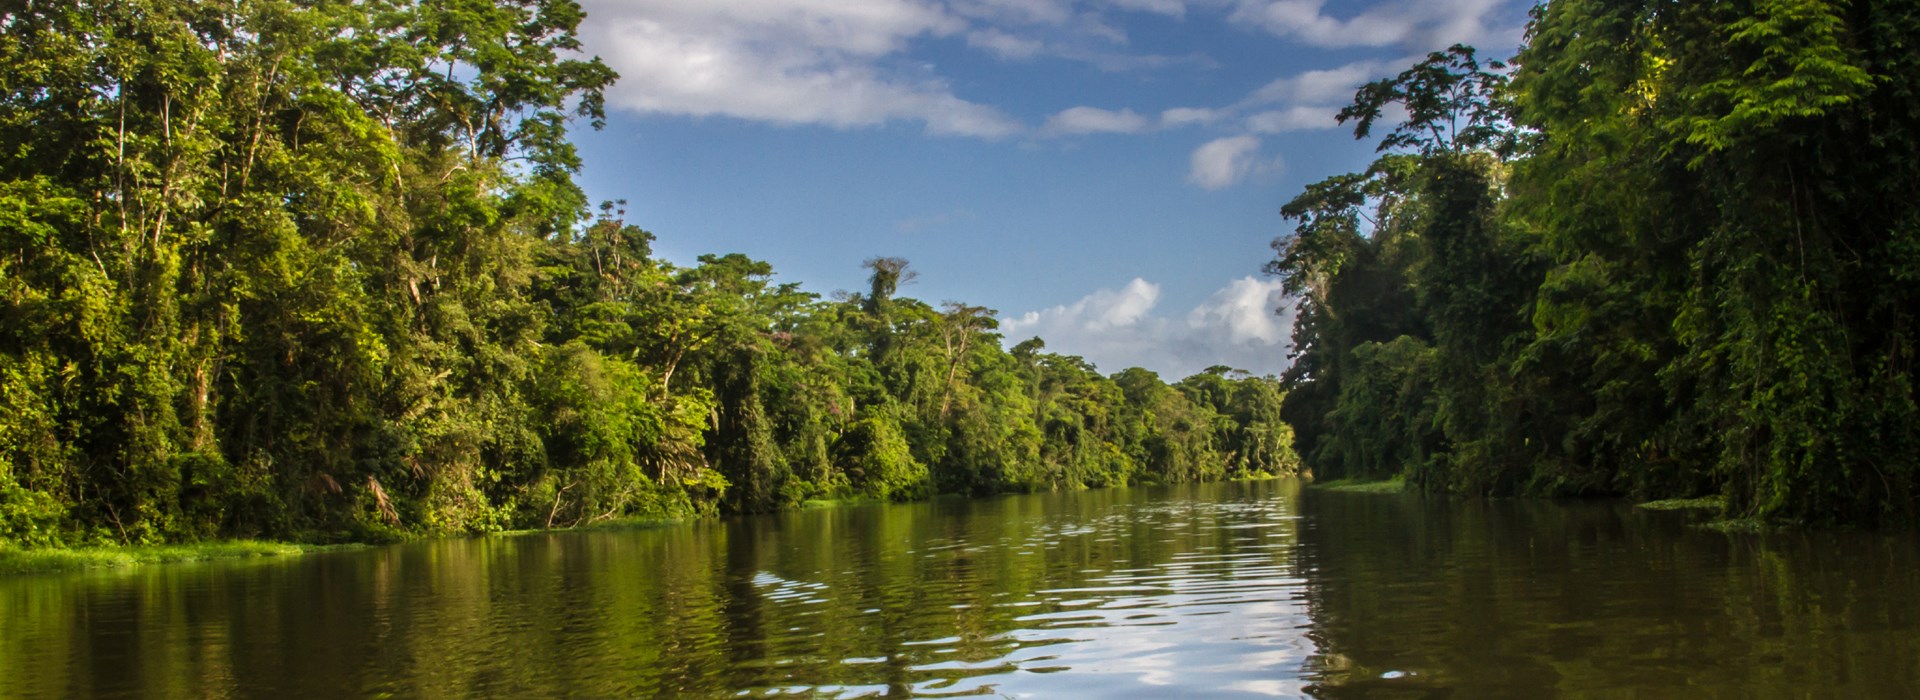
[1275,3,1920,525]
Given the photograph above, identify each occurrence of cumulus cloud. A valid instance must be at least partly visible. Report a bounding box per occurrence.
[580,0,1021,137]
[1158,57,1406,189]
[1001,277,1296,379]
[1188,135,1279,189]
[1226,0,1517,50]
[1043,104,1236,137]
[1153,57,1424,190]
[1027,277,1162,330]
[1046,106,1154,135]
[966,28,1047,58]
[1241,60,1389,107]
[1244,106,1338,133]
[951,0,1076,25]
[570,0,1527,181]
[1096,0,1189,18]
[1185,276,1292,345]
[576,0,1235,136]
[956,3,1215,71]
[1160,107,1221,127]
[1225,59,1398,135]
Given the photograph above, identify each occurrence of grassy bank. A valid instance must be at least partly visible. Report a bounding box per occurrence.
[1636,496,1727,512]
[1633,496,1777,533]
[0,541,358,576]
[497,512,694,537]
[798,495,897,509]
[1309,477,1406,494]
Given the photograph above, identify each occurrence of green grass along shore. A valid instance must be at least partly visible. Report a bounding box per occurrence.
[1307,477,1408,494]
[0,541,367,575]
[0,484,1770,575]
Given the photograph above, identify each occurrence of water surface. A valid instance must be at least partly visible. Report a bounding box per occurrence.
[4,481,1917,697]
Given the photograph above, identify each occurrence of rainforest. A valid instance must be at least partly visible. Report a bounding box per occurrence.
[0,0,1301,549]
[1275,0,1920,526]
[3,0,1918,559]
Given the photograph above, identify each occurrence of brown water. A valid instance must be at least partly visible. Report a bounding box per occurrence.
[3,480,1917,698]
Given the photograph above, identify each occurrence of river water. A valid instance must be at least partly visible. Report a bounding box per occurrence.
[3,480,1917,698]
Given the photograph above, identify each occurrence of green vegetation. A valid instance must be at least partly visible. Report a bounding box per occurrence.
[1274,3,1920,526]
[0,540,348,574]
[1697,518,1768,535]
[0,0,1299,552]
[1310,478,1406,495]
[11,0,1901,553]
[1637,497,1727,512]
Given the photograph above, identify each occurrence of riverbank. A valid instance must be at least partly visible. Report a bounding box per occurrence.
[1306,481,1769,530]
[2,515,708,575]
[0,541,363,575]
[0,479,1298,575]
[1632,496,1774,533]
[1635,496,1726,511]
[1308,477,1406,494]
[497,512,695,537]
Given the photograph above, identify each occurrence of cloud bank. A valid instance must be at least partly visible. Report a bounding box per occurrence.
[1046,106,1154,135]
[577,0,1233,137]
[579,0,1023,137]
[1225,0,1518,50]
[574,0,1528,181]
[1001,276,1297,379]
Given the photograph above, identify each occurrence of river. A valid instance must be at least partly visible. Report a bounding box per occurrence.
[3,480,1917,697]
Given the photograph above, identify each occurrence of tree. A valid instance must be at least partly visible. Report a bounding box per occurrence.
[1270,0,1920,523]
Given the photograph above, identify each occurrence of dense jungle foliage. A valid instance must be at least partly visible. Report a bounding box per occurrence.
[0,0,1300,547]
[1275,0,1920,525]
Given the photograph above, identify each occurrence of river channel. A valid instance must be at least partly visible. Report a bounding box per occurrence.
[3,480,1917,697]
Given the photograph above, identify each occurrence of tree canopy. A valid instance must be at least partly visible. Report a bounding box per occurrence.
[1275,1,1920,526]
[0,0,1299,547]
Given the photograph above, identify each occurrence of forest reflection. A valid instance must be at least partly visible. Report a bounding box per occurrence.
[5,482,1917,698]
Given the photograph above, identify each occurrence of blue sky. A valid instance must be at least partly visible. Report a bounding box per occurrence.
[569,0,1534,379]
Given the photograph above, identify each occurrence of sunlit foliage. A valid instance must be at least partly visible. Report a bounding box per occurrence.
[0,0,1299,546]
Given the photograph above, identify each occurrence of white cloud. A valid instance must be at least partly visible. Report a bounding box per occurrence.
[577,0,1232,136]
[950,0,1075,25]
[1244,106,1338,133]
[1241,60,1387,107]
[1186,276,1291,345]
[1160,107,1220,127]
[1107,0,1188,16]
[966,28,1046,58]
[956,0,1191,24]
[1228,59,1396,136]
[1188,135,1278,189]
[1009,277,1162,331]
[580,0,1021,137]
[1226,0,1516,50]
[1046,106,1153,135]
[1159,57,1406,189]
[1150,57,1407,190]
[574,0,1526,184]
[1001,277,1296,378]
[969,33,1212,71]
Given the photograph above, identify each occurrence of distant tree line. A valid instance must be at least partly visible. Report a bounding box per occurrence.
[0,0,1298,546]
[1275,1,1920,525]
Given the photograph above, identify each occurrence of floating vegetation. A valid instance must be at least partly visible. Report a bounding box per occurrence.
[1310,479,1405,494]
[1637,496,1727,512]
[0,541,346,575]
